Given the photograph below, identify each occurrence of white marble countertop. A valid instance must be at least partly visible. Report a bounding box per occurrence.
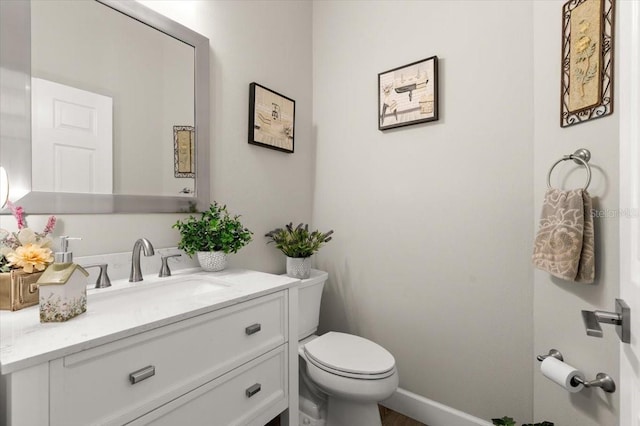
[0,268,299,375]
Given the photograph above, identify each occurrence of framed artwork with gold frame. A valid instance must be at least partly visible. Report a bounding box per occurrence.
[560,0,615,127]
[174,125,195,178]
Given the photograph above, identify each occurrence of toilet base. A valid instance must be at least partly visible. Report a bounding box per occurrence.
[299,411,326,426]
[326,397,382,426]
[299,395,326,426]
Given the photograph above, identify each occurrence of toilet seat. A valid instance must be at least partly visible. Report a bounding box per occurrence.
[303,332,396,380]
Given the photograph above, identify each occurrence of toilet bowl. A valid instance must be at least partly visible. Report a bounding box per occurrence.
[294,271,399,426]
[299,332,399,426]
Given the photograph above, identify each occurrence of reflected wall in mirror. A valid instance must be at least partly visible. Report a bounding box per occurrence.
[0,167,8,209]
[0,0,209,214]
[31,0,195,197]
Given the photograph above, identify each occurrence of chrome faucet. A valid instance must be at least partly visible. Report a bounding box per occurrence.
[129,238,155,282]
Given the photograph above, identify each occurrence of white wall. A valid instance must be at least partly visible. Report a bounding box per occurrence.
[532,2,619,426]
[312,0,534,422]
[2,0,314,274]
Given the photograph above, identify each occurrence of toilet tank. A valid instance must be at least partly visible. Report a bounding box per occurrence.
[297,269,329,340]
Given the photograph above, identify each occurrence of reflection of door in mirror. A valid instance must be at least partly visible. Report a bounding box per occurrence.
[32,78,113,194]
[30,0,195,197]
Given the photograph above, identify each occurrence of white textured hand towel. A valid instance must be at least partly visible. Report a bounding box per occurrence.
[532,188,595,283]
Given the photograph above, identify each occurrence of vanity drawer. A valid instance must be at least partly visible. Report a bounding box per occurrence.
[50,291,287,426]
[128,344,288,426]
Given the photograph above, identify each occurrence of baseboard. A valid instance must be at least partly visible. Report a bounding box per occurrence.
[381,388,493,426]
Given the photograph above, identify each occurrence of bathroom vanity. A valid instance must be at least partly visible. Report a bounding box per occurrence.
[0,269,300,425]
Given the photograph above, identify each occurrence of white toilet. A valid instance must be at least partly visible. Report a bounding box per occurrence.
[296,270,399,426]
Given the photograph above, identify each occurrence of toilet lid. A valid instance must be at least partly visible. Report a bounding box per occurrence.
[303,332,395,376]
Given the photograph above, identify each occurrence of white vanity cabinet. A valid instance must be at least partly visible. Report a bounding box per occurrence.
[0,274,299,426]
[130,345,287,426]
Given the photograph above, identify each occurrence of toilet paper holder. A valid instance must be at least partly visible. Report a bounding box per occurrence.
[536,349,616,393]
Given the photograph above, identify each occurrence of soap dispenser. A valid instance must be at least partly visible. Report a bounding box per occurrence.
[37,236,89,322]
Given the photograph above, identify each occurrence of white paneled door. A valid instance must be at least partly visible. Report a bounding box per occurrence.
[31,78,113,194]
[619,1,640,425]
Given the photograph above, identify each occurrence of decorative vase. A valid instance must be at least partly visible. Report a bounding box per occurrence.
[197,251,228,272]
[286,256,311,279]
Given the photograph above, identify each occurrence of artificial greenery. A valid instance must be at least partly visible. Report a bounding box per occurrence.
[0,254,10,273]
[173,202,252,255]
[492,417,517,426]
[265,223,333,258]
[492,417,554,426]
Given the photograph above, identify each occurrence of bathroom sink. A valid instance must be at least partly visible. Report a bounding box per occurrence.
[90,274,238,307]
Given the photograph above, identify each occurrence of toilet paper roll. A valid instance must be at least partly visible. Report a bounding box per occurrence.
[540,357,584,393]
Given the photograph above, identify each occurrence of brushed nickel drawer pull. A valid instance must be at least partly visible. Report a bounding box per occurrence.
[245,323,261,335]
[245,383,261,398]
[129,365,155,385]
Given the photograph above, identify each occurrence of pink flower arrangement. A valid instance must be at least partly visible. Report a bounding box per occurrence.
[1,202,56,273]
[8,202,26,230]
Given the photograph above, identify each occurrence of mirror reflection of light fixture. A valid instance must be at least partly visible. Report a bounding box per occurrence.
[0,166,8,209]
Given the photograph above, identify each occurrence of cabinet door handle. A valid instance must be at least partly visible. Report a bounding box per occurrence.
[245,323,261,335]
[246,383,261,398]
[129,365,155,384]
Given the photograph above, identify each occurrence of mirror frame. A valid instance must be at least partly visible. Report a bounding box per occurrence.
[0,0,209,214]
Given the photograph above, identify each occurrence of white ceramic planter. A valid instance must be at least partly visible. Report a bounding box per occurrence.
[286,256,311,279]
[197,251,228,272]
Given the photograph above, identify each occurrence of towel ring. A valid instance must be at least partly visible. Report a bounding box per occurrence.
[546,148,592,190]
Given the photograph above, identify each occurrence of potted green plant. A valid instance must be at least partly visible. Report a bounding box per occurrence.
[265,223,333,279]
[173,202,252,272]
[492,416,554,426]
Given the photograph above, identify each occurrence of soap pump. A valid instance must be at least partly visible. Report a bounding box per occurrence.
[36,236,89,322]
[55,236,81,263]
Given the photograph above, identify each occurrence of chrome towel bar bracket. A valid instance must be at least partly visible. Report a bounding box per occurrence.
[546,148,592,190]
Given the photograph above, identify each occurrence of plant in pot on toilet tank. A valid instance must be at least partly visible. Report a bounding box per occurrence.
[265,223,333,279]
[173,202,252,272]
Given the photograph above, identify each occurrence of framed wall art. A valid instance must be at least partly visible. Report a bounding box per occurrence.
[173,125,195,178]
[560,0,615,127]
[248,82,295,153]
[378,55,438,131]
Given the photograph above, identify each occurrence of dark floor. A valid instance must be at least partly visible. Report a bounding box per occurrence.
[379,406,426,426]
[265,416,280,426]
[264,406,426,425]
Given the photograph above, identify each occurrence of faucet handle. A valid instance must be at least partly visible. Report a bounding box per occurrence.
[82,263,111,288]
[159,254,182,277]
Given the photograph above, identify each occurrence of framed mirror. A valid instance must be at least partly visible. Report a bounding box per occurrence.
[0,0,209,214]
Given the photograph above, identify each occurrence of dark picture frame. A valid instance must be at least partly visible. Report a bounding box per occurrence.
[560,0,615,127]
[248,82,295,153]
[378,56,438,131]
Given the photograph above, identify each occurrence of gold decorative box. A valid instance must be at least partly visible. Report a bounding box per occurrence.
[0,270,43,311]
